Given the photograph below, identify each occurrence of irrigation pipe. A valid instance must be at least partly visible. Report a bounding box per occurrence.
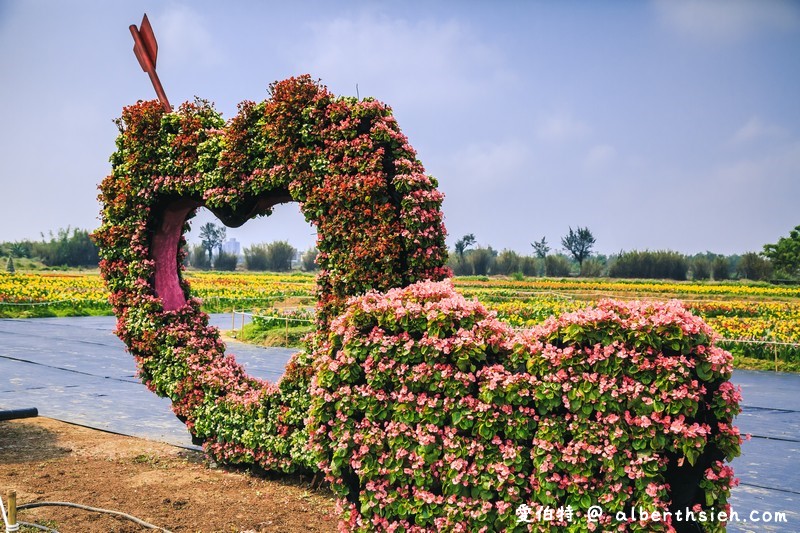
[16,502,173,532]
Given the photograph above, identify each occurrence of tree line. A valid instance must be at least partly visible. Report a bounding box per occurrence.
[448,225,797,282]
[1,223,798,282]
[1,227,98,271]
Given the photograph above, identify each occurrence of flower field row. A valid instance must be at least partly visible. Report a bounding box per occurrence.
[1,272,798,364]
[0,271,315,314]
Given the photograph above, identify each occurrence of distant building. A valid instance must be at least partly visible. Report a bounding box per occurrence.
[222,238,241,256]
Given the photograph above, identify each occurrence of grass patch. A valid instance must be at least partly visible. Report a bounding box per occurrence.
[229,321,313,348]
[732,353,800,373]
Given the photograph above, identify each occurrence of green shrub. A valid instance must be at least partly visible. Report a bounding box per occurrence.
[712,256,730,281]
[301,247,318,272]
[494,249,522,275]
[189,243,211,270]
[579,257,604,277]
[214,250,238,271]
[265,241,297,272]
[244,243,269,270]
[544,254,572,277]
[468,247,496,276]
[609,250,688,280]
[692,257,711,280]
[520,256,539,277]
[737,252,773,281]
[33,227,99,267]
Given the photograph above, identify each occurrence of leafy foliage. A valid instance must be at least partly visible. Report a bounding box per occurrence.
[763,225,800,279]
[199,222,226,262]
[609,250,689,281]
[301,247,319,272]
[264,241,296,272]
[454,234,476,259]
[189,243,211,270]
[545,254,573,277]
[561,226,595,268]
[33,227,99,267]
[213,250,238,271]
[737,252,772,281]
[243,241,296,271]
[243,243,269,271]
[531,236,550,259]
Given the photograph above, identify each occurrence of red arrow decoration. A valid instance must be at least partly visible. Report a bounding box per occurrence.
[129,14,171,112]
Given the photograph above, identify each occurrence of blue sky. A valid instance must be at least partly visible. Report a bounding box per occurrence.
[1,0,798,256]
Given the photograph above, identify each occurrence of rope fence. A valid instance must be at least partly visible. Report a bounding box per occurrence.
[228,309,316,346]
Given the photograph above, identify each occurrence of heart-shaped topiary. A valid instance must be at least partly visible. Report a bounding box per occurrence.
[94,75,449,472]
[95,76,741,532]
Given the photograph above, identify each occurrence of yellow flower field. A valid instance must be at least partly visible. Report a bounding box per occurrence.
[1,271,798,365]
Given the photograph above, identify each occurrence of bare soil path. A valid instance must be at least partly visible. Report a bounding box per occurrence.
[0,417,335,532]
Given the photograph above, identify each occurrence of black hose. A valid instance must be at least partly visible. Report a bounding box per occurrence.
[0,408,38,421]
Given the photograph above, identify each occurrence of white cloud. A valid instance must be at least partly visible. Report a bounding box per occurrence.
[585,144,617,171]
[713,139,800,188]
[731,116,787,144]
[295,12,512,108]
[653,0,800,43]
[535,114,590,142]
[157,5,224,68]
[446,140,531,185]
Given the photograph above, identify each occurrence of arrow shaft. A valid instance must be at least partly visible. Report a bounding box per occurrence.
[147,69,172,113]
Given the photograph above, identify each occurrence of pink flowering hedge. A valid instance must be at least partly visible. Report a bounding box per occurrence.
[310,281,741,532]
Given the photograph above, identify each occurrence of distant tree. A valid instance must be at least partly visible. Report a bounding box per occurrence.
[189,243,211,270]
[199,223,226,262]
[301,247,319,272]
[580,257,605,277]
[468,247,496,276]
[763,225,800,279]
[531,237,550,259]
[454,234,476,259]
[609,250,688,280]
[520,256,539,277]
[692,257,711,280]
[265,241,297,272]
[711,256,730,281]
[6,256,15,273]
[244,243,269,271]
[214,251,238,271]
[10,242,30,258]
[545,254,572,277]
[561,226,596,270]
[737,252,773,281]
[494,249,522,275]
[33,227,98,267]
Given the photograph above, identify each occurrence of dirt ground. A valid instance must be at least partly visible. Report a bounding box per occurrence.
[0,417,337,533]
